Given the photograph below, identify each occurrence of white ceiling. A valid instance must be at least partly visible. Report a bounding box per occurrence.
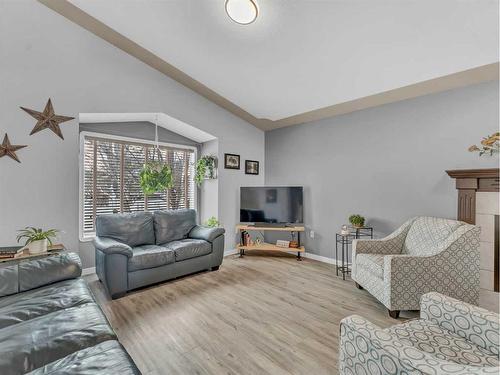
[69,0,499,122]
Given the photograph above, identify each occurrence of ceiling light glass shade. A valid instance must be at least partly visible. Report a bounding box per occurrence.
[225,0,258,25]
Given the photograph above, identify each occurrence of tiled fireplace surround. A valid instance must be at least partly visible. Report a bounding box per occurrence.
[447,168,499,312]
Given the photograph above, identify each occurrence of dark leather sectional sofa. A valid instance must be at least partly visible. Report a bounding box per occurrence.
[94,209,225,299]
[0,252,140,374]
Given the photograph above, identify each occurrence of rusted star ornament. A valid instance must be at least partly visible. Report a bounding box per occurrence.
[20,98,74,140]
[0,134,27,163]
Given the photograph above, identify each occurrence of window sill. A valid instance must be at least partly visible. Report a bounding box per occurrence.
[79,234,95,243]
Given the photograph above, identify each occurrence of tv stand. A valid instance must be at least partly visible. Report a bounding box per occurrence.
[236,224,305,261]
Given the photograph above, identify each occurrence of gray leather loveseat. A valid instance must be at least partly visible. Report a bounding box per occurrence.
[0,252,140,375]
[94,209,225,299]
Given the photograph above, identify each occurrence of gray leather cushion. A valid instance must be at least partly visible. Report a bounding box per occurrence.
[128,245,175,272]
[26,340,141,375]
[0,303,116,375]
[167,239,212,261]
[0,253,82,297]
[154,209,196,244]
[0,278,94,329]
[96,212,155,247]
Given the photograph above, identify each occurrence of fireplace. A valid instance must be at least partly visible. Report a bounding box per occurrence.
[446,168,499,293]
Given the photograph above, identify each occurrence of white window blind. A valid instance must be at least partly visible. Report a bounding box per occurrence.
[82,135,195,236]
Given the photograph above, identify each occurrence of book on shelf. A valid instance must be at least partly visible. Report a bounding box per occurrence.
[0,246,25,259]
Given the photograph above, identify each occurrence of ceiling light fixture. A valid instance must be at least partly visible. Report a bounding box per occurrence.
[225,0,258,25]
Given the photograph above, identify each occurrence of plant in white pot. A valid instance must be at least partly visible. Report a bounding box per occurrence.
[16,227,58,254]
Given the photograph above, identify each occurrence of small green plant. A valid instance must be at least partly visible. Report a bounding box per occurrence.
[204,216,220,228]
[195,155,217,187]
[349,214,365,228]
[16,227,58,246]
[139,161,173,195]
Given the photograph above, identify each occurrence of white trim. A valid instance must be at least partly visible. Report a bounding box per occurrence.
[303,252,336,264]
[78,131,198,242]
[224,249,239,257]
[82,267,96,276]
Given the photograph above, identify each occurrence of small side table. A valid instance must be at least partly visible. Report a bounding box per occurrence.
[335,227,373,280]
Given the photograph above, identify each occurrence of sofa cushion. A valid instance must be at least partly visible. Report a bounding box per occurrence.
[128,245,175,272]
[0,303,116,375]
[403,216,464,256]
[154,209,197,244]
[96,212,155,247]
[26,340,141,375]
[166,239,212,261]
[356,254,385,279]
[387,319,499,367]
[0,278,94,329]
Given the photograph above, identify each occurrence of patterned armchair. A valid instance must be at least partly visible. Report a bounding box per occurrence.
[339,292,499,375]
[352,216,480,318]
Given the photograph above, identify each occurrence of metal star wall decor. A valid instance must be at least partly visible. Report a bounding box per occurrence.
[0,134,27,163]
[20,98,74,140]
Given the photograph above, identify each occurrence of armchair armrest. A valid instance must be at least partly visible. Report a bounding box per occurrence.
[340,315,498,375]
[93,237,133,258]
[352,218,414,256]
[421,292,499,356]
[188,226,225,243]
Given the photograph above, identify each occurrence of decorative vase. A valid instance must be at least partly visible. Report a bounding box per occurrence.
[28,239,48,254]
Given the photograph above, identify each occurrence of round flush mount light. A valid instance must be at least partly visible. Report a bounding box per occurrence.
[225,0,258,25]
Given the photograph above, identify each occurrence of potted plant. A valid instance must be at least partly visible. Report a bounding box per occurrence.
[195,155,217,187]
[16,227,58,254]
[204,216,220,228]
[349,214,365,228]
[139,161,174,195]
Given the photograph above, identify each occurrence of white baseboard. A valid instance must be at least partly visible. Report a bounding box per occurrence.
[303,252,351,266]
[82,267,95,276]
[303,252,336,264]
[224,249,239,257]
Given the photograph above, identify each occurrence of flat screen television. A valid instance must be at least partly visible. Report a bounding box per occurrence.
[240,186,303,225]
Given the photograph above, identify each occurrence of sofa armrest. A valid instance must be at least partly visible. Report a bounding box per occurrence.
[339,315,497,375]
[188,225,225,243]
[0,252,82,297]
[421,292,499,356]
[93,237,133,258]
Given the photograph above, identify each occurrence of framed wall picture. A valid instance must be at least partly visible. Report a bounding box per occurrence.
[224,153,240,169]
[245,160,259,175]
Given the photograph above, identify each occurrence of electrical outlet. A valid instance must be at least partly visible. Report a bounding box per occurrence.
[310,230,315,239]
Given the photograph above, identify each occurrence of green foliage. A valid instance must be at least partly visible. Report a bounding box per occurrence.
[204,216,220,228]
[349,214,365,227]
[195,155,217,187]
[139,161,173,195]
[16,227,58,246]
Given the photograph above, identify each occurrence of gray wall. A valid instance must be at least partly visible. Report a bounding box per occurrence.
[265,81,499,259]
[79,121,200,148]
[0,1,264,269]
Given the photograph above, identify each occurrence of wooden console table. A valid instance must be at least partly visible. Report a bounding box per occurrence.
[236,225,305,260]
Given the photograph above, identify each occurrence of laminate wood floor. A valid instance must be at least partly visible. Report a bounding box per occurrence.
[85,253,417,375]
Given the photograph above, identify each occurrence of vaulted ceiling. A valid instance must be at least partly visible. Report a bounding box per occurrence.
[42,0,499,130]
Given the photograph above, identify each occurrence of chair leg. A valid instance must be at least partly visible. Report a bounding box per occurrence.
[388,309,400,319]
[355,282,363,290]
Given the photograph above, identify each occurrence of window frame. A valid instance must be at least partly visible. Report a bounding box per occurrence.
[79,131,198,242]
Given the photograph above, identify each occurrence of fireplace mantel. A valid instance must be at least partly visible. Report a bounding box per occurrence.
[447,168,499,293]
[446,168,499,224]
